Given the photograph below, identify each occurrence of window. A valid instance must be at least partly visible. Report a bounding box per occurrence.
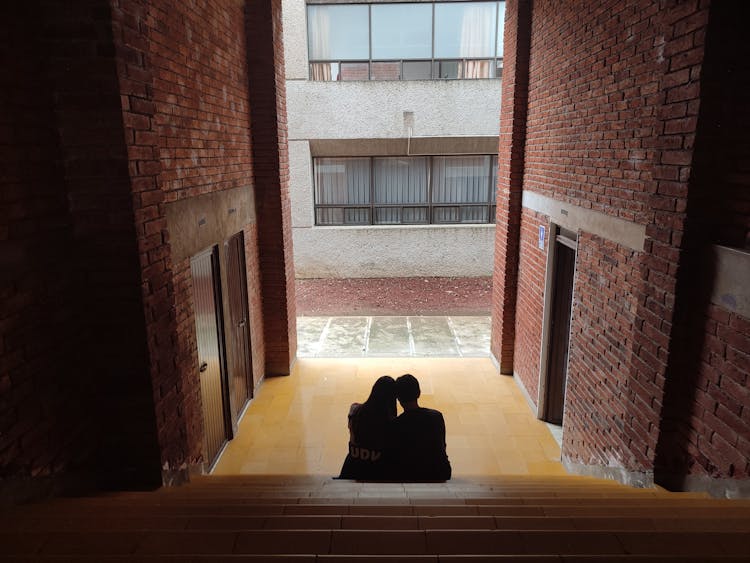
[308,1,505,81]
[314,155,498,225]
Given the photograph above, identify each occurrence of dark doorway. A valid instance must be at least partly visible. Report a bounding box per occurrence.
[224,231,254,431]
[190,246,232,467]
[543,228,577,425]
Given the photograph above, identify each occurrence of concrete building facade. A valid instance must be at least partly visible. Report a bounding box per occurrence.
[283,0,503,278]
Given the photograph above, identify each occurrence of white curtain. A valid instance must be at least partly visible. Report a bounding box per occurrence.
[373,157,428,204]
[308,7,331,60]
[458,3,496,58]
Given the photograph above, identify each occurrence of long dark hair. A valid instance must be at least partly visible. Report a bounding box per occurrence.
[362,375,397,419]
[351,375,396,447]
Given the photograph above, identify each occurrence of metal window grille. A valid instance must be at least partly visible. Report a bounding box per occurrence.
[314,155,498,226]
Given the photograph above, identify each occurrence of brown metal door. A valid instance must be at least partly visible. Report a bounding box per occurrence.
[190,246,231,467]
[544,237,576,425]
[224,232,253,429]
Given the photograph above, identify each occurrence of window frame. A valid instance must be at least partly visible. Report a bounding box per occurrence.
[307,1,505,81]
[313,155,498,226]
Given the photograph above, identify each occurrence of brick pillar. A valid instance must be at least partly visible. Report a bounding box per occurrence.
[245,0,297,376]
[491,0,532,374]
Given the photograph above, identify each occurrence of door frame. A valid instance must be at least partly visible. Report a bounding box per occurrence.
[191,245,233,472]
[537,223,578,423]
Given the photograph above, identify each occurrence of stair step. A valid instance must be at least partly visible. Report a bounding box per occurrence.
[4,514,750,533]
[2,529,749,557]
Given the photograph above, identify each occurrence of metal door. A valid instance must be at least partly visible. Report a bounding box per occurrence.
[224,231,253,429]
[543,232,577,425]
[190,246,231,467]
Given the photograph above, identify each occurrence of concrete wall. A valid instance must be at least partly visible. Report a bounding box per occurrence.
[294,224,496,278]
[287,80,502,140]
[283,0,501,279]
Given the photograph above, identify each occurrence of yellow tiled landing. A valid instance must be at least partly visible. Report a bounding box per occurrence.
[214,357,565,477]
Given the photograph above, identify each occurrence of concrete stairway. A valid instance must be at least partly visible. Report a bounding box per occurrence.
[2,474,750,561]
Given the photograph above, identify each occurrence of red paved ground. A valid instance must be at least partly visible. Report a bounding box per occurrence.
[295,277,492,316]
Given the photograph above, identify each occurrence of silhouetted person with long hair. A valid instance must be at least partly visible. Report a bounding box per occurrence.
[338,375,397,480]
[389,373,451,481]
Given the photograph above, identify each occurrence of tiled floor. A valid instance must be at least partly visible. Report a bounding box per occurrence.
[297,316,491,358]
[214,357,565,477]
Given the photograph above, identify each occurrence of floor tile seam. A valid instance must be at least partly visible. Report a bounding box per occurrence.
[315,318,334,359]
[362,316,373,356]
[445,316,465,358]
[406,316,417,357]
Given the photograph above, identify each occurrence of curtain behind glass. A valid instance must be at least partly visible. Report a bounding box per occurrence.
[497,1,506,57]
[373,157,428,203]
[432,155,491,203]
[307,5,369,60]
[315,158,370,205]
[434,2,497,58]
[371,3,432,59]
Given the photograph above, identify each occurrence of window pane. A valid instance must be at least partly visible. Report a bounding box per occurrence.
[462,59,493,79]
[340,62,370,81]
[461,206,489,223]
[402,207,429,224]
[403,60,432,80]
[497,1,506,57]
[433,206,460,223]
[434,2,497,58]
[491,155,498,203]
[307,5,369,60]
[432,155,491,203]
[314,158,371,205]
[374,207,401,225]
[371,3,432,59]
[371,61,401,80]
[310,62,340,81]
[373,157,428,204]
[316,207,343,225]
[437,60,460,79]
[344,208,370,224]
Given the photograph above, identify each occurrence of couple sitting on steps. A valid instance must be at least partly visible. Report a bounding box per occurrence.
[338,373,452,482]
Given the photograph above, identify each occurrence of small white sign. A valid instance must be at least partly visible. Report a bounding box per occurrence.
[538,225,546,250]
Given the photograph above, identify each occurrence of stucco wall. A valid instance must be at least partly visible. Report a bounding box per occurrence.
[287,80,501,140]
[293,224,496,278]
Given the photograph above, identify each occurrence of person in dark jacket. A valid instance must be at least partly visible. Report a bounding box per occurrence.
[338,375,397,480]
[388,373,451,481]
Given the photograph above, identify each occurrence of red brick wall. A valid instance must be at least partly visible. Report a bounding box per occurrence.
[688,306,750,479]
[109,0,278,477]
[495,0,715,478]
[0,3,83,486]
[564,234,643,468]
[512,208,548,402]
[1,0,162,492]
[654,2,750,488]
[246,0,297,376]
[491,0,531,373]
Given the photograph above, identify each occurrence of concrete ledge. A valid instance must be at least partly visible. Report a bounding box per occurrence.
[563,459,655,489]
[309,136,499,157]
[523,191,646,251]
[681,474,750,499]
[165,186,255,263]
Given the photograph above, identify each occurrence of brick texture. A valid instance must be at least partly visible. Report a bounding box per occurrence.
[491,0,531,373]
[654,1,750,486]
[0,2,84,484]
[495,0,728,479]
[512,208,548,402]
[245,0,297,376]
[109,0,283,477]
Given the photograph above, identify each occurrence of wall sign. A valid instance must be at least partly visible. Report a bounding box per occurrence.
[538,225,546,250]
